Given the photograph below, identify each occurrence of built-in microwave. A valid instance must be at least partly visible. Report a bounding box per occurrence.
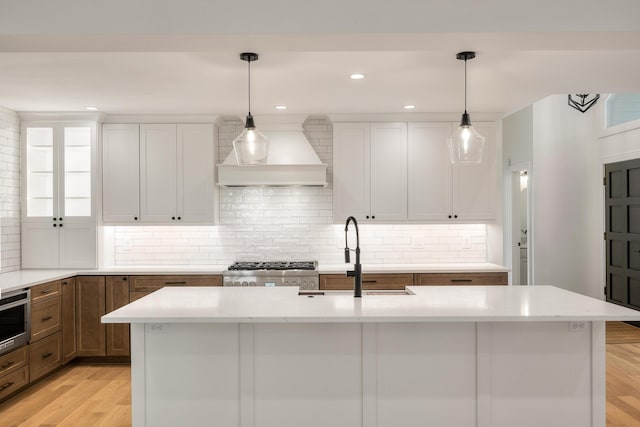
[0,289,30,355]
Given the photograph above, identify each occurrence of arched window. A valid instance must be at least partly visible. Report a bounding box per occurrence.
[606,94,640,127]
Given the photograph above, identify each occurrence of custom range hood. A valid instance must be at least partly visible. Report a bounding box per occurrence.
[217,124,328,187]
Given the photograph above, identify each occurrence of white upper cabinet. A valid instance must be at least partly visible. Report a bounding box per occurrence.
[335,121,497,223]
[22,121,97,268]
[451,123,496,220]
[370,123,407,221]
[333,123,407,222]
[102,124,140,222]
[408,123,453,220]
[104,123,215,224]
[140,124,178,222]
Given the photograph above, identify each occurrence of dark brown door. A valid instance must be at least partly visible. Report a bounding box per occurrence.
[105,276,130,356]
[76,276,106,356]
[61,278,77,364]
[605,159,640,311]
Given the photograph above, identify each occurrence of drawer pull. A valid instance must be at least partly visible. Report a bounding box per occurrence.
[1,361,14,369]
[0,381,14,391]
[42,315,54,321]
[164,281,187,285]
[42,352,54,359]
[362,280,378,283]
[41,289,53,294]
[450,279,473,282]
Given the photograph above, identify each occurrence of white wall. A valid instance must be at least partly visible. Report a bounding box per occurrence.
[531,95,601,298]
[0,106,21,272]
[109,116,488,266]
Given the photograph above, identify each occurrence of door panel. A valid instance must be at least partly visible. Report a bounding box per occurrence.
[605,159,640,311]
[140,124,177,221]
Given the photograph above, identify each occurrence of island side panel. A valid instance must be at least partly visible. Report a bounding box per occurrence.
[375,322,477,427]
[253,323,363,427]
[143,323,241,427]
[487,322,593,427]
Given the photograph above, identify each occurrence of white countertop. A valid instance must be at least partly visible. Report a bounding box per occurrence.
[319,262,509,274]
[101,285,640,323]
[0,263,508,295]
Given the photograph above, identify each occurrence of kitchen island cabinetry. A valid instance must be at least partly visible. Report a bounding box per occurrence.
[333,123,407,222]
[103,286,640,427]
[21,122,97,268]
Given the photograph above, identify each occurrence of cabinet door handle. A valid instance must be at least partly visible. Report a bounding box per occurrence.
[454,215,458,219]
[42,352,54,359]
[134,217,138,220]
[53,224,57,227]
[1,361,14,369]
[59,224,63,227]
[164,281,187,285]
[52,218,57,221]
[448,215,452,219]
[450,279,472,283]
[177,217,181,220]
[372,215,375,219]
[0,381,14,391]
[171,217,176,220]
[42,315,54,321]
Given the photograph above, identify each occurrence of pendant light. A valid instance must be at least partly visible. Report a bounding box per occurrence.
[233,52,269,165]
[448,51,485,164]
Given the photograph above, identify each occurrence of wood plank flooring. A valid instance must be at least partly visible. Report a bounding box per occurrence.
[1,322,639,426]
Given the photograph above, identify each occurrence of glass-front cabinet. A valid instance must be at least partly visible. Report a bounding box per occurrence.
[22,121,97,268]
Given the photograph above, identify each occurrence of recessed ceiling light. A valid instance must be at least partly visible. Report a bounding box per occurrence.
[275,105,287,110]
[85,106,98,111]
[350,73,365,80]
[403,105,416,110]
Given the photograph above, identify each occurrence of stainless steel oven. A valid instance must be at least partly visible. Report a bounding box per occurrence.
[0,289,30,356]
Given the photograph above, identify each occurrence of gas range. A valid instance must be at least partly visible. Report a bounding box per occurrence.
[223,261,319,290]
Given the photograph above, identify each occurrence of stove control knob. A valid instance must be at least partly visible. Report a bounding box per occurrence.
[284,281,290,287]
[242,281,248,287]
[234,281,241,287]
[301,281,308,289]
[249,281,256,286]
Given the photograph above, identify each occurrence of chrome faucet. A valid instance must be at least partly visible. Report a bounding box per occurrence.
[344,216,362,298]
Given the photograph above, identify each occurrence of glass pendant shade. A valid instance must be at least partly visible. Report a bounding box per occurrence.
[450,51,485,164]
[233,114,269,165]
[448,112,485,164]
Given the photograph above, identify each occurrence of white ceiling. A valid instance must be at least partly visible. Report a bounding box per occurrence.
[2,0,640,118]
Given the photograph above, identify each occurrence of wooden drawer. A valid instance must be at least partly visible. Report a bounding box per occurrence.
[129,275,222,292]
[30,331,62,382]
[31,280,62,303]
[0,365,29,401]
[320,273,414,291]
[414,272,508,286]
[31,296,62,342]
[0,346,28,377]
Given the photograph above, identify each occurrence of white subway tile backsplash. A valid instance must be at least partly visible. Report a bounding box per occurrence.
[110,116,487,266]
[0,106,20,272]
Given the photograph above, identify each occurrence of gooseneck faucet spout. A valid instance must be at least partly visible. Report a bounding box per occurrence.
[344,216,362,298]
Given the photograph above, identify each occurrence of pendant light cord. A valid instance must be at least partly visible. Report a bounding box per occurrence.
[464,57,468,114]
[247,58,252,116]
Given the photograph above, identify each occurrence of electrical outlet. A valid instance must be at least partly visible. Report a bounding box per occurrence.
[569,321,587,332]
[411,236,425,249]
[462,235,472,249]
[147,323,167,333]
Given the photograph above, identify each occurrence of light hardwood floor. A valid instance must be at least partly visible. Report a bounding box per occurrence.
[1,322,639,427]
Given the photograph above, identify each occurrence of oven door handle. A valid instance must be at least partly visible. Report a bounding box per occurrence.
[0,299,29,311]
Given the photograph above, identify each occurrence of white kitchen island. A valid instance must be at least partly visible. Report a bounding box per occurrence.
[102,285,640,427]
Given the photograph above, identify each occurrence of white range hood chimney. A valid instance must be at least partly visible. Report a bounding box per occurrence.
[217,124,327,187]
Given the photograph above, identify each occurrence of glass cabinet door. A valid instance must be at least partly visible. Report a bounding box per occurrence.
[26,127,55,218]
[63,127,92,217]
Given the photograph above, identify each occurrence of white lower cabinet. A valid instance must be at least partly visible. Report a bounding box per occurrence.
[103,123,215,224]
[333,123,407,222]
[22,221,96,268]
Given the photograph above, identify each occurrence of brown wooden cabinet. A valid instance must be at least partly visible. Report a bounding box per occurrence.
[61,278,77,364]
[76,276,106,356]
[0,346,30,402]
[106,276,130,356]
[129,275,222,293]
[31,280,61,303]
[76,275,132,357]
[30,296,62,342]
[29,331,62,382]
[414,272,508,286]
[320,273,414,291]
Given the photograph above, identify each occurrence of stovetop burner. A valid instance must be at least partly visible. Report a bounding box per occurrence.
[228,261,316,271]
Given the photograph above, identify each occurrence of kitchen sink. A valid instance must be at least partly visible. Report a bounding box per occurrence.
[298,290,412,296]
